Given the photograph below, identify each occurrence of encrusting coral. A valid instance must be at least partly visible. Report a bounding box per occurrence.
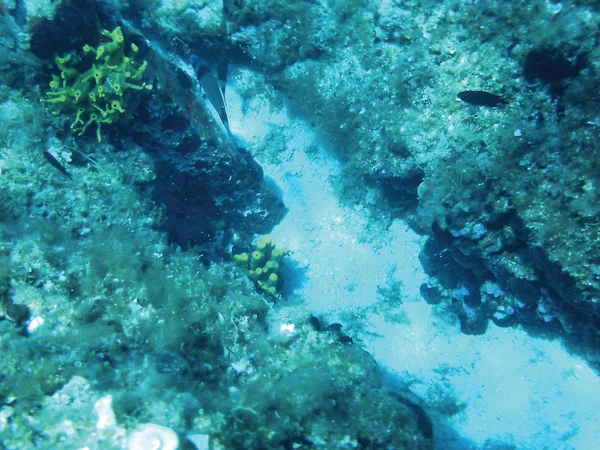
[41,27,152,142]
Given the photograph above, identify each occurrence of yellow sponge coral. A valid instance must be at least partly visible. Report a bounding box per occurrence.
[234,235,290,295]
[41,27,153,142]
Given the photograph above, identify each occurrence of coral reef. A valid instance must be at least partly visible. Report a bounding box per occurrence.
[221,0,600,366]
[3,0,599,446]
[0,1,433,448]
[30,0,285,250]
[0,85,432,446]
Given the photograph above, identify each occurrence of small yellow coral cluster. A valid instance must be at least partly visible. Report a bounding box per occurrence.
[234,235,289,295]
[41,27,152,142]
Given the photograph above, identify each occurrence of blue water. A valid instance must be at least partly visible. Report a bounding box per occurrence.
[1,0,598,448]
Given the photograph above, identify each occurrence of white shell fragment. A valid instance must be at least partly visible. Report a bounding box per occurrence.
[26,316,44,333]
[128,423,179,450]
[94,395,116,430]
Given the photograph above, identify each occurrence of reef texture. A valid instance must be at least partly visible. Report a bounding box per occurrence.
[0,0,433,448]
[30,0,285,250]
[216,0,600,367]
[1,0,599,446]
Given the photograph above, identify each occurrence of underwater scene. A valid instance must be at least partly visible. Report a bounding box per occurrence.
[1,0,599,448]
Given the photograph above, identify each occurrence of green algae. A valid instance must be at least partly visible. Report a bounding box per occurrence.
[0,39,431,448]
[223,0,600,341]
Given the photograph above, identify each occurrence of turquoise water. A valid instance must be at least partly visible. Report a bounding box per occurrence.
[1,0,599,449]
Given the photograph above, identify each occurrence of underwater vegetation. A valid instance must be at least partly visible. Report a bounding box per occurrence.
[0,0,433,448]
[1,0,599,447]
[226,0,600,366]
[42,26,153,142]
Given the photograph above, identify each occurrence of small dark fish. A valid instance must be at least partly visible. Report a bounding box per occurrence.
[338,335,353,344]
[43,151,72,179]
[326,323,343,333]
[190,54,231,134]
[308,315,323,332]
[457,90,508,107]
